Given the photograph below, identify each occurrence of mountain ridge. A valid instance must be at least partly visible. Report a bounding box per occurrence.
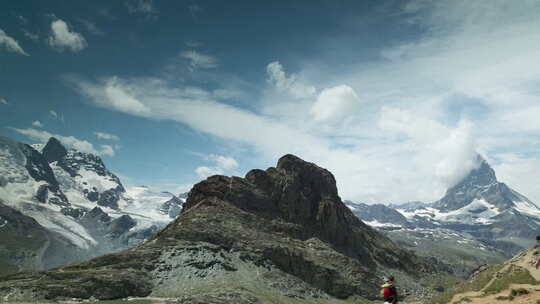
[0,154,443,303]
[0,136,184,273]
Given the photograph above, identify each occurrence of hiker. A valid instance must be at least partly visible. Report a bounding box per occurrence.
[380,275,398,304]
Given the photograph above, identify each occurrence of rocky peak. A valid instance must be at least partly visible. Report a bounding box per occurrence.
[184,154,351,245]
[42,137,67,164]
[456,156,497,189]
[433,155,520,212]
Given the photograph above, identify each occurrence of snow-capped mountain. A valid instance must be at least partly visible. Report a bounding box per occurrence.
[347,155,540,276]
[350,155,540,255]
[0,136,186,273]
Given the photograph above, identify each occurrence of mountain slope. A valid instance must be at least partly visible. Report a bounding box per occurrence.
[352,155,540,255]
[0,136,184,273]
[430,245,540,304]
[0,154,444,303]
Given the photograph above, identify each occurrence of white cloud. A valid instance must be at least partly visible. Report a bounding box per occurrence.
[11,128,115,157]
[207,154,238,170]
[31,120,44,128]
[266,61,316,99]
[310,85,360,123]
[47,19,87,52]
[195,166,224,179]
[180,50,218,70]
[126,0,156,15]
[68,1,540,204]
[195,154,239,179]
[0,98,8,105]
[0,28,29,56]
[433,121,479,188]
[94,132,120,141]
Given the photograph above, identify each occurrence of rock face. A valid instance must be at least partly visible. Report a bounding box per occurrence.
[0,201,50,273]
[0,154,440,303]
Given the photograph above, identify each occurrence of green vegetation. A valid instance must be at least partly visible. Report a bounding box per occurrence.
[429,264,504,304]
[510,288,529,297]
[495,288,530,301]
[484,265,538,294]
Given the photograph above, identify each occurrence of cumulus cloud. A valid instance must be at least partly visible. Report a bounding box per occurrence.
[180,50,218,70]
[310,85,360,123]
[433,121,480,188]
[0,98,8,105]
[207,154,238,170]
[266,61,316,99]
[47,19,87,52]
[195,166,223,179]
[94,131,120,141]
[11,127,115,156]
[0,28,29,56]
[31,120,44,128]
[195,154,239,179]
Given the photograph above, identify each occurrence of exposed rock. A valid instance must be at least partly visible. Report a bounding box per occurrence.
[109,215,137,237]
[0,154,440,302]
[42,137,67,164]
[159,195,183,218]
[84,207,111,223]
[97,187,122,209]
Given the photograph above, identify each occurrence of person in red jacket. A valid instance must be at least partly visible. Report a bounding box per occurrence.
[380,276,398,304]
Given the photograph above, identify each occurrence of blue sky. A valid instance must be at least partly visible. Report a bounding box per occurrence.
[1,0,540,204]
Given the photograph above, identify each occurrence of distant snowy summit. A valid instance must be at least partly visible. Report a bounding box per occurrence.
[0,136,185,273]
[348,155,540,254]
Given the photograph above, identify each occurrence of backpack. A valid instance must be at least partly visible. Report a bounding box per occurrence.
[380,283,393,300]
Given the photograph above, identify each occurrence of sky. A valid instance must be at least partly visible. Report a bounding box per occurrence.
[1,0,539,204]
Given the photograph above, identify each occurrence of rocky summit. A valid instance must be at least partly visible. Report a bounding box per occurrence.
[0,154,442,303]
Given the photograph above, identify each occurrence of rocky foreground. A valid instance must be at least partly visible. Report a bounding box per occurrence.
[0,155,447,303]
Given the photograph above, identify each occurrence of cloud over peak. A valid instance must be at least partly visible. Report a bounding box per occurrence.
[48,19,87,52]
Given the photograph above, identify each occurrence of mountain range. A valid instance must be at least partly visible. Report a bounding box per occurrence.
[0,154,446,303]
[0,136,184,273]
[347,155,540,277]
